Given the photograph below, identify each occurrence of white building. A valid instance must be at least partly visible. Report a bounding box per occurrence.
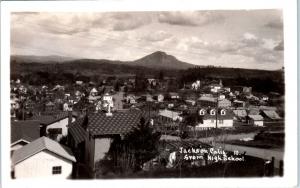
[12,136,76,179]
[102,93,114,109]
[34,112,76,141]
[196,108,234,130]
[191,80,201,90]
[248,115,264,126]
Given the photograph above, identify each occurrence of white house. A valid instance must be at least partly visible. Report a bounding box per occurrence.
[102,93,114,109]
[90,88,98,97]
[248,115,264,126]
[191,80,201,90]
[12,136,76,179]
[196,108,234,130]
[159,109,183,122]
[33,112,77,141]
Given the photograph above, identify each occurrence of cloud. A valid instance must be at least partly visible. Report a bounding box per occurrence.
[158,11,224,26]
[110,12,152,31]
[142,30,172,42]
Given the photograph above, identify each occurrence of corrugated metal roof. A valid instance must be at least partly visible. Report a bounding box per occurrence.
[12,136,76,166]
[248,115,264,121]
[159,109,181,120]
[262,110,281,120]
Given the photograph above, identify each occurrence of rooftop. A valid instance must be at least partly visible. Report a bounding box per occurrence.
[12,136,76,166]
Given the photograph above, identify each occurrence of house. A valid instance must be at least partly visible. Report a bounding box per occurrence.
[233,109,247,122]
[261,110,281,121]
[126,94,137,104]
[196,108,234,130]
[198,95,217,107]
[11,120,40,154]
[153,94,164,102]
[243,87,252,94]
[12,136,76,179]
[90,88,98,96]
[75,81,83,85]
[45,101,55,111]
[88,95,101,103]
[32,111,77,141]
[67,110,145,176]
[247,115,264,126]
[218,98,232,108]
[185,99,196,106]
[158,109,183,122]
[233,100,246,108]
[191,80,201,90]
[169,92,180,100]
[102,93,114,109]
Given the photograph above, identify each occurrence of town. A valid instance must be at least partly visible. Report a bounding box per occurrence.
[10,68,284,179]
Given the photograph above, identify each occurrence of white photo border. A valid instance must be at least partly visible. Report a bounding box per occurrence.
[1,0,298,188]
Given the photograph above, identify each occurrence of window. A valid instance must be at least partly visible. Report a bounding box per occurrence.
[220,109,226,115]
[210,109,216,115]
[199,110,205,115]
[52,166,62,175]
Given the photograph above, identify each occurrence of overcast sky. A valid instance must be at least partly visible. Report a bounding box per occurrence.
[11,10,283,70]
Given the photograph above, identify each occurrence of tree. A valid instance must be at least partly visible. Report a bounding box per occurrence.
[126,117,161,171]
[99,117,161,175]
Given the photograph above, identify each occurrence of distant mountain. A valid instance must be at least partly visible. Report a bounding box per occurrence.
[130,51,195,70]
[11,51,196,70]
[11,55,75,63]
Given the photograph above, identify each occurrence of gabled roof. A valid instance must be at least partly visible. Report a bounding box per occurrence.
[32,111,77,126]
[233,109,247,117]
[86,111,143,136]
[199,108,234,120]
[248,115,264,121]
[12,136,76,166]
[262,110,281,120]
[159,109,181,120]
[11,120,40,144]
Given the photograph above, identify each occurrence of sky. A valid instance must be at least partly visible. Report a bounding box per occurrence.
[11,10,283,70]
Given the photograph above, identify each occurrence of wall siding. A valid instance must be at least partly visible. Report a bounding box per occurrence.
[14,150,73,179]
[46,117,76,139]
[196,119,233,129]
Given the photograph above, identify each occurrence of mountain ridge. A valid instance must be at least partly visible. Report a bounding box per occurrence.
[11,51,196,70]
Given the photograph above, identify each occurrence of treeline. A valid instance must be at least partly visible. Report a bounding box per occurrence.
[11,61,284,94]
[179,67,284,94]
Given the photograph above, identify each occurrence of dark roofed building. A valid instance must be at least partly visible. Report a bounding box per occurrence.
[31,111,77,141]
[11,120,41,153]
[67,110,145,175]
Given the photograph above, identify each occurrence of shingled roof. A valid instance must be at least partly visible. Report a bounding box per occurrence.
[11,120,40,145]
[12,136,76,166]
[87,111,142,136]
[69,110,144,139]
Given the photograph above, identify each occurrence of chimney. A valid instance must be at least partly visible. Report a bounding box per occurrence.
[106,104,112,116]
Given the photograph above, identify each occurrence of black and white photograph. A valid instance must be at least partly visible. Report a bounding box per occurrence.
[1,0,298,188]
